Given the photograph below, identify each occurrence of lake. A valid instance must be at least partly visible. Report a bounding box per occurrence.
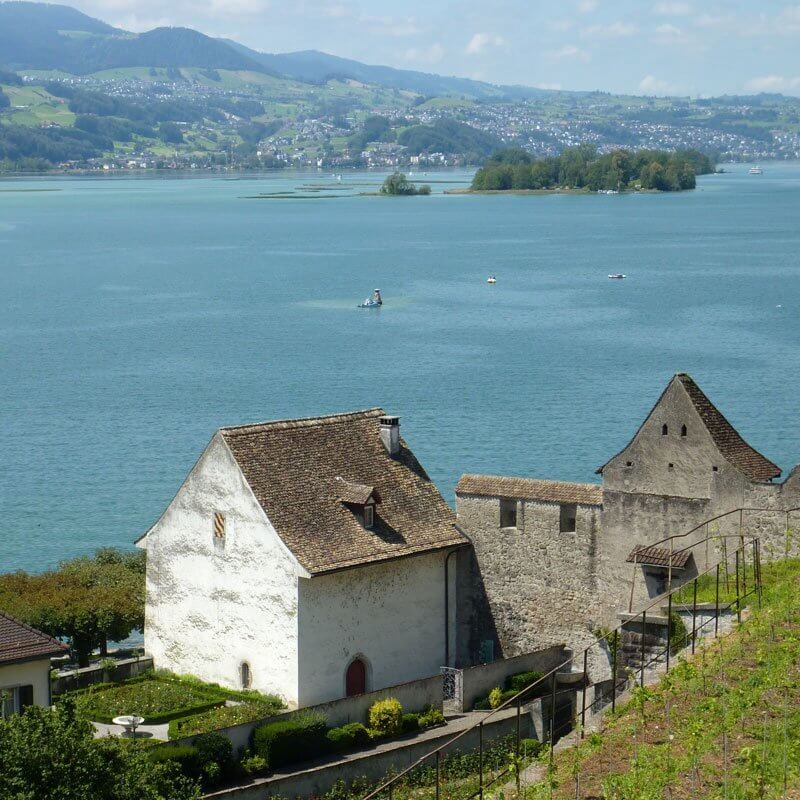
[2,164,800,572]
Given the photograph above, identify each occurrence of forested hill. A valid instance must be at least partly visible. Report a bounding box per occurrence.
[471,146,716,192]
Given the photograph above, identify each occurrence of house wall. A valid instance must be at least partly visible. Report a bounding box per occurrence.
[455,494,601,659]
[297,550,455,707]
[0,658,51,708]
[143,433,302,705]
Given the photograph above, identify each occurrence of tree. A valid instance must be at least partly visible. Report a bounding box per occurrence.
[0,549,145,666]
[159,121,183,144]
[0,698,200,800]
[0,90,9,110]
[379,172,430,196]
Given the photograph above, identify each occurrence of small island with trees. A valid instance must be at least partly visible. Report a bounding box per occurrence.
[468,145,715,193]
[380,172,432,196]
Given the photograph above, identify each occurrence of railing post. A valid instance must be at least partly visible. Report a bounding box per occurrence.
[640,610,646,688]
[741,540,748,598]
[735,548,741,624]
[549,673,557,746]
[516,699,521,755]
[755,538,763,609]
[715,562,720,637]
[478,721,484,800]
[611,629,618,713]
[436,751,441,800]
[691,578,698,654]
[666,592,672,670]
[581,648,588,736]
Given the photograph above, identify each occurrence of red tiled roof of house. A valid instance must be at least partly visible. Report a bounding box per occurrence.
[0,612,67,666]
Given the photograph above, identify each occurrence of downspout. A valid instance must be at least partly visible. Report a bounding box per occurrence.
[444,549,458,667]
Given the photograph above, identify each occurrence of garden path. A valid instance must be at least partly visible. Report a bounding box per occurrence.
[92,721,169,740]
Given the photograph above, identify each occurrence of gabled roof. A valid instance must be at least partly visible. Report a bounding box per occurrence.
[220,409,467,575]
[627,545,693,570]
[597,373,781,483]
[456,474,603,506]
[0,612,67,666]
[335,477,380,507]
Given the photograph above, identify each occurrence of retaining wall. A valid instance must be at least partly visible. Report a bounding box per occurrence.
[52,656,154,695]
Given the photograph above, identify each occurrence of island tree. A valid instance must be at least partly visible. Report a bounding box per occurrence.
[380,172,431,196]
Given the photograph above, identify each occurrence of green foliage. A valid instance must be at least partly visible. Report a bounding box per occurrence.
[507,670,544,693]
[169,699,284,739]
[396,118,501,160]
[148,744,201,779]
[379,172,431,196]
[472,146,715,193]
[368,698,404,735]
[0,699,200,800]
[417,706,445,728]
[159,121,183,144]
[0,548,145,666]
[488,686,504,709]
[401,712,420,733]
[240,752,267,775]
[349,115,394,150]
[326,722,371,751]
[252,714,328,769]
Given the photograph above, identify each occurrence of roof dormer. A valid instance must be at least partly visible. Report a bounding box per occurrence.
[335,477,381,529]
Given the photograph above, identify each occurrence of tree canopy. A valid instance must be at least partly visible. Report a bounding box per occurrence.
[472,146,715,192]
[379,172,431,196]
[0,698,199,800]
[0,548,145,667]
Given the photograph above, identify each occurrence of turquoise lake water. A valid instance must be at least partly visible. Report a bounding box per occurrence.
[2,164,800,572]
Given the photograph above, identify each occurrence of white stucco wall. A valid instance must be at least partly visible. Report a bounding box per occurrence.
[297,550,454,707]
[143,433,303,705]
[0,658,51,708]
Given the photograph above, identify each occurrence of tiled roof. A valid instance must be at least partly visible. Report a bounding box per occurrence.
[676,374,781,483]
[220,409,467,575]
[456,474,603,506]
[0,612,67,666]
[335,477,380,507]
[626,545,693,569]
[597,373,781,483]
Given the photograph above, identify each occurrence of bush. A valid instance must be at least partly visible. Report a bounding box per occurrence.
[488,687,503,709]
[418,706,445,728]
[252,714,328,769]
[194,732,233,770]
[401,712,420,733]
[240,752,267,776]
[368,698,403,736]
[147,744,201,778]
[475,688,517,711]
[519,738,544,757]
[326,722,370,752]
[507,671,543,693]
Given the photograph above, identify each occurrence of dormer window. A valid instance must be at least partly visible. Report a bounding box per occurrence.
[363,504,375,529]
[335,477,381,530]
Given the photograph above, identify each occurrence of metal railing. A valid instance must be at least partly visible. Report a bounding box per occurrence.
[362,520,765,800]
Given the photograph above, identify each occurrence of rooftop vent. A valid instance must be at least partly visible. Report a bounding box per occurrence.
[380,415,400,457]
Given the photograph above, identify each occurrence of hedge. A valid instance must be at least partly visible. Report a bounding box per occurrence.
[507,670,543,693]
[252,715,328,769]
[326,722,370,752]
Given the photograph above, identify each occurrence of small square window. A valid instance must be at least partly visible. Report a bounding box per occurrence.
[363,504,374,529]
[712,465,718,472]
[499,499,517,529]
[560,504,577,533]
[668,463,674,470]
[213,512,226,541]
[626,461,634,468]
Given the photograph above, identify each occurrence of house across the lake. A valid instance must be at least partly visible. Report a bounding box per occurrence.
[137,410,468,707]
[0,612,67,717]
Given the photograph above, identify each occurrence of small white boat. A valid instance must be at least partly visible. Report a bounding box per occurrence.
[608,273,626,280]
[358,289,383,308]
[487,276,497,284]
[749,166,763,175]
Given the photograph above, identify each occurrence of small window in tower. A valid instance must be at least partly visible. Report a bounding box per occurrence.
[363,504,374,529]
[560,504,577,533]
[626,461,634,468]
[500,499,517,529]
[712,465,719,472]
[213,512,226,542]
[240,662,251,689]
[681,424,688,437]
[661,424,668,436]
[668,463,674,470]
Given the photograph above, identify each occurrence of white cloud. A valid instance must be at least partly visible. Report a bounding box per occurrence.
[653,2,692,15]
[639,74,675,94]
[744,75,800,93]
[361,15,422,37]
[655,23,682,35]
[581,21,637,38]
[534,82,563,90]
[465,32,505,55]
[545,44,591,62]
[577,0,598,13]
[403,42,445,65]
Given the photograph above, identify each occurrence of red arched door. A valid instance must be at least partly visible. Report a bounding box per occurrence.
[346,658,366,697]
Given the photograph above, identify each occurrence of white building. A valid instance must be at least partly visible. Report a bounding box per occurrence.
[138,410,467,708]
[0,613,67,717]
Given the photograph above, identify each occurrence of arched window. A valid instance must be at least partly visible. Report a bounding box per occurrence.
[661,424,668,436]
[240,662,251,689]
[681,424,687,437]
[345,658,367,697]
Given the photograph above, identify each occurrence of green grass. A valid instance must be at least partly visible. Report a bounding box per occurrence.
[2,85,75,127]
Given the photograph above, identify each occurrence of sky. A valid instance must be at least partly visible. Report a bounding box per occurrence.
[67,0,800,97]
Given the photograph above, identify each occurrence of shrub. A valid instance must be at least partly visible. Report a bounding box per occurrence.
[418,706,445,728]
[488,687,503,709]
[194,731,233,770]
[368,698,403,736]
[147,744,201,778]
[507,670,543,693]
[240,752,268,776]
[252,714,328,768]
[519,738,544,757]
[401,712,420,733]
[326,722,370,752]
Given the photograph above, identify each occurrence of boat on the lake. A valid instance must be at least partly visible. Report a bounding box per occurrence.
[608,273,626,280]
[749,166,763,175]
[487,276,497,284]
[359,289,383,308]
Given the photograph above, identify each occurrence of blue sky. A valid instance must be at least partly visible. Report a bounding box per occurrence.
[72,0,800,96]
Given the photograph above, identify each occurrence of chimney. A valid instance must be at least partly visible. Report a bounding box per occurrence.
[379,415,400,457]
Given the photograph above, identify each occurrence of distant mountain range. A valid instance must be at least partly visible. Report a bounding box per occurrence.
[0,1,545,99]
